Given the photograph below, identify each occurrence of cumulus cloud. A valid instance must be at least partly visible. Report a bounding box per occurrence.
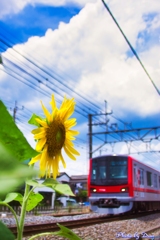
[8,0,159,116]
[1,0,160,174]
[1,0,160,118]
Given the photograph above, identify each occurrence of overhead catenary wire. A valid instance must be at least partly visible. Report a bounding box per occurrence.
[0,30,109,144]
[0,35,102,113]
[0,23,142,130]
[0,14,159,162]
[101,0,160,96]
[1,51,105,125]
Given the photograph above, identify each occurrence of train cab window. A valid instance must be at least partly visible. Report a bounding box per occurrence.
[153,174,157,188]
[92,169,96,180]
[90,156,128,185]
[99,166,107,179]
[146,171,152,187]
[109,160,127,179]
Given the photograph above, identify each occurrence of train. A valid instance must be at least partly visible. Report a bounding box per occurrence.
[88,154,160,215]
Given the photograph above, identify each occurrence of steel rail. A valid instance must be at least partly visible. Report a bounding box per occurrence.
[9,211,160,237]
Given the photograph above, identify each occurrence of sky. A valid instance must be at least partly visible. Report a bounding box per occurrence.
[0,0,160,176]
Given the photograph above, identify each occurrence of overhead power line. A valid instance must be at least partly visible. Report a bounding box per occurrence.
[101,0,160,96]
[0,36,101,113]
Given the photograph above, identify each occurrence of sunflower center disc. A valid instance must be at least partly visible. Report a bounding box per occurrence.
[46,120,66,158]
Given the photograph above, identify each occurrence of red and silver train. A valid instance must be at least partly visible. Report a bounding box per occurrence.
[88,155,160,215]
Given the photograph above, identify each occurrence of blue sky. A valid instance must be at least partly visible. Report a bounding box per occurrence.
[0,4,81,44]
[0,0,160,175]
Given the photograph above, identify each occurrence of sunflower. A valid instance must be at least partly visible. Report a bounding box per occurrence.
[29,94,80,179]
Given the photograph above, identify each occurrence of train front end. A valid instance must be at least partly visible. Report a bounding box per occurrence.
[88,155,134,215]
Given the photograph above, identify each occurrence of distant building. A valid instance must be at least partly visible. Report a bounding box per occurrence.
[56,172,71,184]
[70,175,88,195]
[34,179,56,208]
[34,173,88,208]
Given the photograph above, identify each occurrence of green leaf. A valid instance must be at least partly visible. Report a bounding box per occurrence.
[42,178,59,187]
[0,100,38,161]
[0,145,37,196]
[53,223,81,240]
[2,192,23,204]
[54,184,75,196]
[0,221,15,240]
[26,192,44,211]
[28,113,43,127]
[26,179,44,188]
[42,179,74,196]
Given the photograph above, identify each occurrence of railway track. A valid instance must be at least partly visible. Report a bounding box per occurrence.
[9,211,160,238]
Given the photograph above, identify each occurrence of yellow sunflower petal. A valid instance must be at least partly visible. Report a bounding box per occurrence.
[59,152,66,168]
[46,161,51,178]
[51,108,58,120]
[61,106,75,121]
[35,138,47,151]
[67,129,79,136]
[59,95,67,109]
[61,98,74,109]
[64,118,77,129]
[58,107,67,120]
[31,127,45,134]
[34,131,46,140]
[65,144,80,156]
[64,146,76,160]
[65,138,74,147]
[29,153,41,165]
[39,145,48,171]
[66,132,76,140]
[52,155,59,179]
[35,118,48,128]
[59,98,75,121]
[41,101,52,122]
[50,94,57,111]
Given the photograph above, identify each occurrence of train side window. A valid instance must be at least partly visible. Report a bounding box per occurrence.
[146,171,152,187]
[140,168,144,185]
[134,167,137,186]
[153,174,157,188]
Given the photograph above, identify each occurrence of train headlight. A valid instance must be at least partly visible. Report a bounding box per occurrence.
[121,188,128,192]
[91,188,97,192]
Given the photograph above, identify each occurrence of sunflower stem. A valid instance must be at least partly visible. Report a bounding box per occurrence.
[0,202,20,234]
[17,182,30,240]
[28,232,56,240]
[28,231,82,240]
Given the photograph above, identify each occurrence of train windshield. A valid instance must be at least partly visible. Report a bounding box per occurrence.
[90,156,128,186]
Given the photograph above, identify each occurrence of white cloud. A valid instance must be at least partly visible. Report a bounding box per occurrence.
[1,0,160,174]
[2,0,160,116]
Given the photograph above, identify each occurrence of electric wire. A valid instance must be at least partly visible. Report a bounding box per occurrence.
[101,0,160,96]
[0,35,102,113]
[0,13,159,162]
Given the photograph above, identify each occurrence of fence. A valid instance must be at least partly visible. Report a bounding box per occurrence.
[0,205,90,216]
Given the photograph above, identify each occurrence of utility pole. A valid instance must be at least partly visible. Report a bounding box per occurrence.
[88,114,92,160]
[12,101,24,122]
[13,101,18,122]
[88,111,160,157]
